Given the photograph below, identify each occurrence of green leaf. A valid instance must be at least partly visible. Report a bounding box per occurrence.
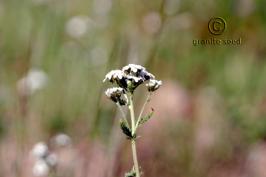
[120,120,136,139]
[125,168,136,177]
[137,108,154,126]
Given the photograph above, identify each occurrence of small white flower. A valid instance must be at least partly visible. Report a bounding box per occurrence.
[105,87,127,105]
[146,79,162,92]
[32,160,50,177]
[122,64,145,74]
[122,64,155,81]
[45,153,58,167]
[105,87,124,97]
[103,70,129,90]
[32,142,49,159]
[126,75,143,83]
[52,133,72,147]
[103,64,157,93]
[103,70,124,82]
[122,75,144,93]
[140,70,155,81]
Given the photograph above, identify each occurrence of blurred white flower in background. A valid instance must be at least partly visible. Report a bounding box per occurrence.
[65,16,94,38]
[45,153,58,167]
[32,159,50,177]
[31,141,59,176]
[142,12,162,35]
[17,69,48,96]
[32,142,49,159]
[52,133,72,147]
[30,135,73,176]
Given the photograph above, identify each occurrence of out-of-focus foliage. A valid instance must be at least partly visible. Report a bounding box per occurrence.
[0,0,266,176]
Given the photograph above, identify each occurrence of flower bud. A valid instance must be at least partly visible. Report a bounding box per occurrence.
[146,79,162,92]
[103,70,128,89]
[122,64,154,81]
[105,87,127,105]
[126,76,144,93]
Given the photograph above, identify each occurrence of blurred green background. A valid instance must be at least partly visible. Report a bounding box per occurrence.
[0,0,266,176]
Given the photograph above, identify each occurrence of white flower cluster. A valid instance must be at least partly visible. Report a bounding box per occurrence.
[105,87,128,105]
[103,64,162,104]
[31,142,57,177]
[146,79,162,92]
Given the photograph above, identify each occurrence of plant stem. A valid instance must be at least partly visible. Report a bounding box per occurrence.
[128,94,140,177]
[135,93,151,131]
[131,140,139,176]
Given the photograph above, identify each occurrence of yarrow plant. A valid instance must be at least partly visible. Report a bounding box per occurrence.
[103,64,162,177]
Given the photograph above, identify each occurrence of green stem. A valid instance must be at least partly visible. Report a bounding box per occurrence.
[131,140,139,177]
[128,94,140,177]
[135,93,151,131]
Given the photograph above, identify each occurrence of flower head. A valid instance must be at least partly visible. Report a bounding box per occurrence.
[105,87,127,105]
[126,75,144,92]
[103,70,128,89]
[122,64,155,81]
[103,64,160,94]
[103,70,123,82]
[146,79,162,92]
[122,64,145,74]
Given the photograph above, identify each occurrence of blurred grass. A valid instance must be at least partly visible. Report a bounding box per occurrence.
[0,0,265,143]
[0,0,266,176]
